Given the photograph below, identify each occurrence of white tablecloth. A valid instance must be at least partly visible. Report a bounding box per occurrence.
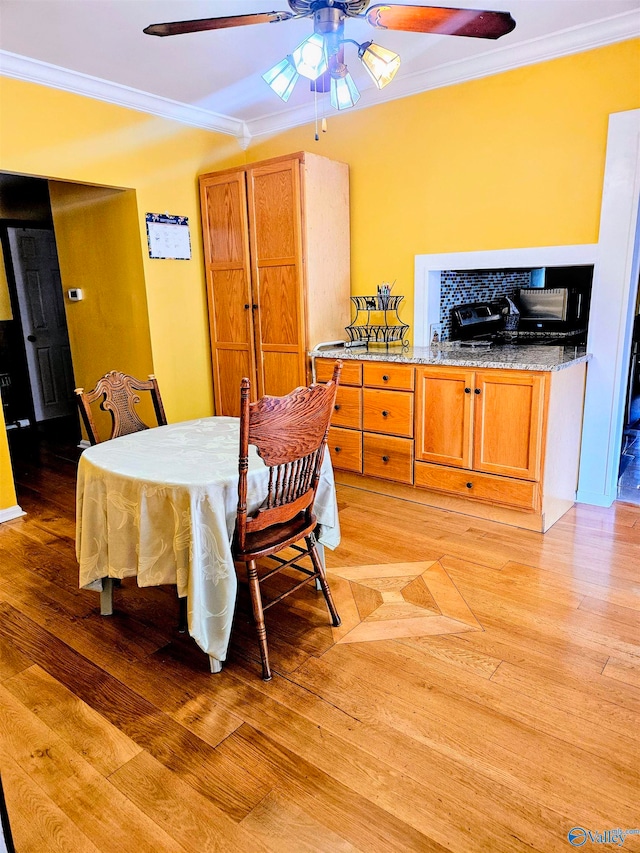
[76,416,340,662]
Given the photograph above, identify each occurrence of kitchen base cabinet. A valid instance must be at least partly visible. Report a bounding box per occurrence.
[315,356,587,532]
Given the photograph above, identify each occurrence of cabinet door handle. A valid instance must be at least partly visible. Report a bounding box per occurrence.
[252,304,258,310]
[381,410,389,417]
[464,387,471,394]
[27,334,37,342]
[466,482,473,488]
[244,304,250,310]
[382,374,389,381]
[335,446,342,453]
[334,404,341,411]
[474,388,481,395]
[382,455,389,462]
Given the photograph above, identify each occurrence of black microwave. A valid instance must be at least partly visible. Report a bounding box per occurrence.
[517,286,589,332]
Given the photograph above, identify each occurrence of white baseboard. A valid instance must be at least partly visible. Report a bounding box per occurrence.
[0,505,26,523]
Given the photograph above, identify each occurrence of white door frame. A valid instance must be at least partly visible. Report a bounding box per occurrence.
[414,109,640,508]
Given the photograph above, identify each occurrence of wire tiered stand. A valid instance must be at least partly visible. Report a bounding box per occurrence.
[346,294,410,349]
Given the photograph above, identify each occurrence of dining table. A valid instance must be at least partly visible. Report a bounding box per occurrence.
[75,416,340,672]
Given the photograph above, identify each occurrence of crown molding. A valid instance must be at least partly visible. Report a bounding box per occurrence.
[1,10,638,146]
[0,50,249,143]
[246,10,640,139]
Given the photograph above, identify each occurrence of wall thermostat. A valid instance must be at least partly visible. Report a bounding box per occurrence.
[67,288,83,301]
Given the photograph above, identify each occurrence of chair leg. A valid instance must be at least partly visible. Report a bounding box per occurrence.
[307,534,341,628]
[247,560,272,681]
[314,540,325,590]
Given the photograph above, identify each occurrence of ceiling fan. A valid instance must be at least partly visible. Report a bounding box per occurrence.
[144,1,516,112]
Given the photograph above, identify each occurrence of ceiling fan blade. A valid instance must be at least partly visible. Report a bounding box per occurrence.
[144,11,295,37]
[365,5,516,39]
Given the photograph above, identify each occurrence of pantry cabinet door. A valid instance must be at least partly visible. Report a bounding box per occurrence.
[415,367,474,468]
[200,171,256,416]
[246,159,306,399]
[473,370,546,481]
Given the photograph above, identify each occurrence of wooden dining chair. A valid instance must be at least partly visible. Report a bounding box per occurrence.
[233,361,343,680]
[74,370,167,445]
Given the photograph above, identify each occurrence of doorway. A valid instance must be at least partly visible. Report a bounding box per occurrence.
[618,281,640,505]
[1,171,156,507]
[0,174,80,455]
[0,175,81,481]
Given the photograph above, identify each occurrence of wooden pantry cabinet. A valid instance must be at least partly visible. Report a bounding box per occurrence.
[199,152,350,416]
[315,356,587,532]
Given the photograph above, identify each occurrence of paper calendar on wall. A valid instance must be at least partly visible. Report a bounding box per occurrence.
[146,213,191,260]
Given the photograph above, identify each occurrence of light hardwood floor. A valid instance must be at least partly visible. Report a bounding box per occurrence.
[1,435,639,852]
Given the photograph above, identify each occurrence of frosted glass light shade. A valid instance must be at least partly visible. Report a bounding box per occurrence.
[359,42,401,89]
[330,71,360,110]
[291,33,328,80]
[262,57,299,102]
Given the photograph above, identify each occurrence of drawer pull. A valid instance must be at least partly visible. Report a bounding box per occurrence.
[466,482,473,489]
[382,455,390,462]
[474,388,481,395]
[334,404,341,410]
[334,446,342,453]
[382,374,389,381]
[464,387,471,394]
[382,410,389,417]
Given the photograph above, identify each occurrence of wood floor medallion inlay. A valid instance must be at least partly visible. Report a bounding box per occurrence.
[327,561,482,644]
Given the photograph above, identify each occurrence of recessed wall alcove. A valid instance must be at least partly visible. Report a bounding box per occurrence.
[413,245,597,348]
[414,109,640,509]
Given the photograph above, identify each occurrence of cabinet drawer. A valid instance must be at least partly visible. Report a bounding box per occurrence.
[363,389,413,437]
[316,358,362,386]
[363,362,414,391]
[364,433,414,484]
[328,427,362,473]
[414,461,539,511]
[331,386,362,429]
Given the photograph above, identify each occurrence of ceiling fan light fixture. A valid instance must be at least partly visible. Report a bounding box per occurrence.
[262,57,299,102]
[358,41,401,89]
[291,33,328,80]
[330,65,360,111]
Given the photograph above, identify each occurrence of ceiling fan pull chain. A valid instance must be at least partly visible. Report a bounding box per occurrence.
[314,85,319,141]
[322,85,327,135]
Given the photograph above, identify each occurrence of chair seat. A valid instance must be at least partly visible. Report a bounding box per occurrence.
[234,512,317,561]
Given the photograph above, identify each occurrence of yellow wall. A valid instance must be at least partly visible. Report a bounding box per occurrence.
[0,77,246,423]
[49,182,156,438]
[247,40,640,329]
[0,39,638,510]
[0,393,17,511]
[1,42,637,398]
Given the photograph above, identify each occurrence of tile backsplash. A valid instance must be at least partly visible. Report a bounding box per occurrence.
[439,269,532,340]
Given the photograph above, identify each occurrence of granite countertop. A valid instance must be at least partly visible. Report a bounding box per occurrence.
[310,343,591,372]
